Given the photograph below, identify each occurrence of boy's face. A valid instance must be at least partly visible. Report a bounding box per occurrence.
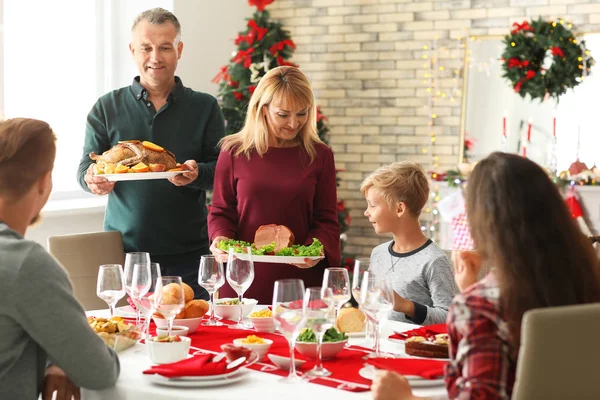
[364,187,400,234]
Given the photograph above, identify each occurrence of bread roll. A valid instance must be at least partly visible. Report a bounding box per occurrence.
[336,307,365,333]
[182,282,195,303]
[183,299,210,318]
[162,283,185,302]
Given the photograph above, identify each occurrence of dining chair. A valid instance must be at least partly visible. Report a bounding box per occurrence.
[512,303,600,400]
[48,231,126,311]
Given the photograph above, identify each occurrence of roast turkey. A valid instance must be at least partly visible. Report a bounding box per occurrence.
[89,140,177,170]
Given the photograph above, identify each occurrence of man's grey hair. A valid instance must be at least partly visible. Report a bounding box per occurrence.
[132,8,181,43]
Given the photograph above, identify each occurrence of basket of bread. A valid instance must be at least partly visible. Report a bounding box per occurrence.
[152,282,209,334]
[88,316,142,352]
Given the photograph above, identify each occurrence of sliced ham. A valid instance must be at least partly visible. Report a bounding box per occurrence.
[254,224,295,252]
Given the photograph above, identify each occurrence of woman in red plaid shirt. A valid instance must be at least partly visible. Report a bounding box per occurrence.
[372,152,600,400]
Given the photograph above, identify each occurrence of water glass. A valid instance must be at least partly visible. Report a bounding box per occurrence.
[304,287,335,377]
[226,248,254,329]
[359,271,394,358]
[124,252,151,324]
[96,264,125,317]
[352,258,373,346]
[273,279,307,383]
[198,255,225,326]
[322,267,351,324]
[154,276,185,337]
[135,262,161,339]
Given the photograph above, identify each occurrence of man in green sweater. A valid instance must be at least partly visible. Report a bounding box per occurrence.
[0,118,120,399]
[77,8,225,300]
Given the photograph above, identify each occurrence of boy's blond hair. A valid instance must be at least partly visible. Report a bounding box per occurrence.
[360,161,429,217]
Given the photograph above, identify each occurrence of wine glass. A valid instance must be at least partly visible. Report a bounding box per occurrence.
[124,252,151,325]
[154,276,185,337]
[304,287,335,377]
[322,267,351,325]
[96,264,125,317]
[226,248,254,329]
[198,255,225,326]
[135,262,161,339]
[352,258,373,346]
[272,279,307,383]
[359,271,394,358]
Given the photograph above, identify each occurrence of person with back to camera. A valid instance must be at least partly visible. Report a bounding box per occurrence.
[361,161,458,326]
[208,66,341,303]
[371,152,600,400]
[77,8,226,300]
[0,118,120,400]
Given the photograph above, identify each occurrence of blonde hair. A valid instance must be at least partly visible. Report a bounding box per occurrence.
[360,161,429,216]
[220,66,322,163]
[0,118,56,201]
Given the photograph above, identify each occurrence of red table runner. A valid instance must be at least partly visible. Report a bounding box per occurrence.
[147,322,372,392]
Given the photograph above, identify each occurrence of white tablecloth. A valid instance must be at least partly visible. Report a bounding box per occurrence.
[84,310,448,400]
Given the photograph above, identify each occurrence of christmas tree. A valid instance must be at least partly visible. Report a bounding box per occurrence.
[212,0,354,268]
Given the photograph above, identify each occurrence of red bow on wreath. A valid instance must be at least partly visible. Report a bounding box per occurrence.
[551,46,565,57]
[514,70,537,92]
[248,0,274,11]
[269,39,296,56]
[511,21,534,34]
[507,58,530,69]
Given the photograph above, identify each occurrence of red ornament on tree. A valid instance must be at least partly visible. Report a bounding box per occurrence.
[248,0,274,12]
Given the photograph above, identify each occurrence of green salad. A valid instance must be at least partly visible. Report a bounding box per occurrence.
[217,238,323,257]
[296,327,347,343]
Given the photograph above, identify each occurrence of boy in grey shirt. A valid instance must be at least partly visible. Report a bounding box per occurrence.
[361,161,457,325]
[0,119,120,399]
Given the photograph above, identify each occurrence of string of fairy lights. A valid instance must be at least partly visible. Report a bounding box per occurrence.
[420,36,465,238]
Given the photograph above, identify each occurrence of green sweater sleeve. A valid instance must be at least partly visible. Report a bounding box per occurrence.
[12,247,120,389]
[185,97,225,191]
[77,101,111,193]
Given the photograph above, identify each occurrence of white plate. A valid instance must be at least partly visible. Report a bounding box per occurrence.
[358,366,445,387]
[232,252,324,264]
[114,305,137,318]
[98,170,185,182]
[145,370,248,388]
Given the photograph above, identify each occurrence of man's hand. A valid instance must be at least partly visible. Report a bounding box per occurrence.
[84,164,115,195]
[42,365,81,400]
[169,160,198,186]
[452,250,482,292]
[210,236,230,263]
[372,370,425,400]
[392,291,415,319]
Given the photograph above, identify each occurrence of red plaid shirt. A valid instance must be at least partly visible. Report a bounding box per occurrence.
[445,273,517,400]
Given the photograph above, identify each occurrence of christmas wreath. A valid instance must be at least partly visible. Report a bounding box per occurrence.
[501,18,594,101]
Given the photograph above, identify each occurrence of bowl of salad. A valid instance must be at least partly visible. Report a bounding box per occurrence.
[295,328,348,360]
[213,298,258,321]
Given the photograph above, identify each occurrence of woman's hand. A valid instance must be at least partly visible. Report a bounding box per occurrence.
[291,257,321,269]
[210,236,230,263]
[371,370,425,400]
[452,250,482,292]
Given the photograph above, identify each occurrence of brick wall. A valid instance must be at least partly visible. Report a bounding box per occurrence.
[268,0,600,257]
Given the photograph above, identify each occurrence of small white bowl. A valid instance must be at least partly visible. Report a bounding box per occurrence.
[156,325,189,337]
[152,317,202,334]
[213,298,258,320]
[233,338,273,361]
[295,339,348,360]
[146,336,191,364]
[249,316,276,333]
[267,354,306,371]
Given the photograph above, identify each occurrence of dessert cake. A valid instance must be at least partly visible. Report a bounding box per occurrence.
[405,333,450,359]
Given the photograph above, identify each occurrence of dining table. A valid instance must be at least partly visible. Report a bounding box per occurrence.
[83,308,449,400]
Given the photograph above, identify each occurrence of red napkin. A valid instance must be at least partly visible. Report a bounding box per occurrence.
[366,358,447,379]
[388,323,447,340]
[143,354,240,378]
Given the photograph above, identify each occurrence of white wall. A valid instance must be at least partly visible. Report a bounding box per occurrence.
[26,1,251,248]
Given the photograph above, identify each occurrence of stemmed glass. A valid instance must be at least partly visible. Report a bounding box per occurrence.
[352,258,373,346]
[359,271,394,358]
[226,248,254,329]
[198,255,225,326]
[154,276,185,337]
[322,267,351,325]
[272,279,307,383]
[124,252,151,325]
[96,264,125,317]
[135,262,161,339]
[304,287,335,377]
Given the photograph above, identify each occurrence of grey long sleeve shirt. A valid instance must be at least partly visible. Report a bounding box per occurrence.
[370,239,458,326]
[0,222,120,399]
